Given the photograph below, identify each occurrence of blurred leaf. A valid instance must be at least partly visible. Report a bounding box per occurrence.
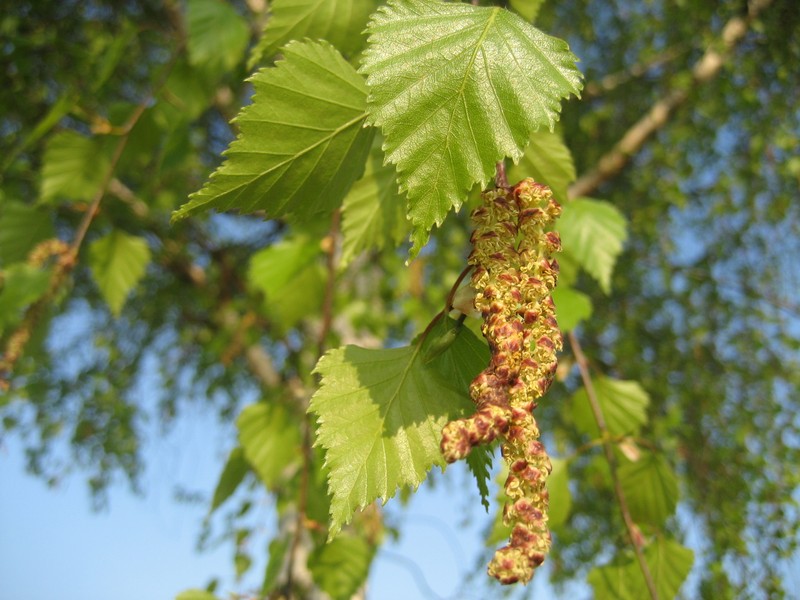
[247,235,325,331]
[39,131,111,204]
[340,134,408,267]
[572,376,650,438]
[509,0,545,22]
[0,264,52,333]
[361,0,582,255]
[187,0,249,76]
[174,41,373,222]
[175,591,219,600]
[0,201,55,266]
[558,198,628,294]
[552,285,592,332]
[238,402,302,490]
[619,451,679,527]
[250,0,378,67]
[589,537,694,600]
[308,534,373,600]
[310,316,487,537]
[507,129,576,204]
[87,230,151,316]
[548,457,572,528]
[210,446,249,513]
[262,537,290,593]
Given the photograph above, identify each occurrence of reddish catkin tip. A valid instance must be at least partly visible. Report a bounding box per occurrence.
[439,179,562,585]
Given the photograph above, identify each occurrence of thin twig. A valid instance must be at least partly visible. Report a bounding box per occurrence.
[569,0,773,199]
[494,160,508,188]
[568,331,658,600]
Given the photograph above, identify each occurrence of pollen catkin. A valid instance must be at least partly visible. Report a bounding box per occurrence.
[440,178,562,585]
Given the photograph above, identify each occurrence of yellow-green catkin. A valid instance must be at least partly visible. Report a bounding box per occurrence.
[440,178,562,585]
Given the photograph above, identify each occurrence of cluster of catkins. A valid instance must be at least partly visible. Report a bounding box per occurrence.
[440,178,562,585]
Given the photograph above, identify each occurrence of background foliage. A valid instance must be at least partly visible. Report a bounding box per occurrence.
[1,0,798,598]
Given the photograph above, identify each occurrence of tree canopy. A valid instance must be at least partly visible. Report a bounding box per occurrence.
[1,0,798,598]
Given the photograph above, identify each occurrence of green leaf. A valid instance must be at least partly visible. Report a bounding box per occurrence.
[509,0,545,22]
[238,401,302,490]
[571,376,650,438]
[262,537,290,594]
[548,457,572,528]
[250,0,378,67]
[87,230,151,316]
[0,264,51,333]
[187,0,250,76]
[0,201,55,266]
[552,285,592,333]
[310,316,488,537]
[558,198,627,294]
[247,235,325,331]
[175,591,220,600]
[360,0,582,255]
[308,534,373,600]
[173,41,373,222]
[466,444,493,512]
[506,129,576,205]
[619,451,679,527]
[210,447,249,513]
[589,537,694,600]
[340,134,408,267]
[39,131,110,204]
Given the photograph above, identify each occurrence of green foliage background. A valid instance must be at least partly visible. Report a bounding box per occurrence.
[1,0,798,598]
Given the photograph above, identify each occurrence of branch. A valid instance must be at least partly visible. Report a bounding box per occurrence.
[568,331,658,600]
[582,45,688,98]
[569,0,773,199]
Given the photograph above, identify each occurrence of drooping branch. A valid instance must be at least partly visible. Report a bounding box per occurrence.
[569,0,773,199]
[568,331,658,600]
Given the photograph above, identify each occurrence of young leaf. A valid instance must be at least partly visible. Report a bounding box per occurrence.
[175,591,220,600]
[571,376,650,438]
[247,235,325,331]
[506,130,576,205]
[307,534,373,600]
[589,537,694,600]
[250,0,378,67]
[618,451,679,527]
[173,41,373,222]
[340,134,408,267]
[87,230,151,316]
[552,285,592,333]
[238,401,302,490]
[0,264,52,334]
[187,0,249,77]
[360,0,582,255]
[310,316,488,537]
[39,131,110,204]
[0,201,55,266]
[509,0,545,23]
[558,198,628,294]
[548,457,573,528]
[210,446,249,513]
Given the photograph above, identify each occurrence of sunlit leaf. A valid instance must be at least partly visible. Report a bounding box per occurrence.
[238,402,302,490]
[310,316,488,537]
[619,451,679,527]
[39,131,110,204]
[571,376,650,438]
[308,534,373,600]
[210,446,249,513]
[175,590,219,600]
[548,457,572,528]
[0,264,51,333]
[558,198,627,294]
[174,41,373,222]
[87,230,151,316]
[187,0,249,76]
[552,285,592,332]
[250,0,378,67]
[589,537,694,600]
[340,134,408,267]
[360,0,582,255]
[507,129,576,205]
[509,0,545,22]
[0,201,55,266]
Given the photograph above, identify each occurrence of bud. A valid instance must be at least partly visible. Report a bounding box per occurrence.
[439,179,562,585]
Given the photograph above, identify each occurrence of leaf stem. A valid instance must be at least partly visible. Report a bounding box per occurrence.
[568,331,658,600]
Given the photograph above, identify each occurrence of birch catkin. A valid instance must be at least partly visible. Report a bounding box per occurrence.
[440,178,562,584]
